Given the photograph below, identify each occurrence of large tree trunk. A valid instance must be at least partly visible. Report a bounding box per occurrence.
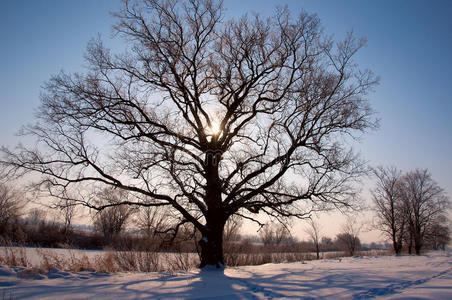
[198,222,225,268]
[199,150,226,269]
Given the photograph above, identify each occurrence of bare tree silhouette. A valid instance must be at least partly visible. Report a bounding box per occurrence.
[371,166,406,254]
[0,183,24,234]
[401,169,449,255]
[305,218,322,259]
[1,0,378,268]
[92,187,136,243]
[336,216,362,256]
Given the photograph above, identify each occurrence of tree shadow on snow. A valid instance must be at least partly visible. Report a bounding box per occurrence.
[182,268,254,299]
[118,268,254,299]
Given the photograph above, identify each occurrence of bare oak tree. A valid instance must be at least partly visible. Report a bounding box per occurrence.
[0,0,377,268]
[371,166,405,254]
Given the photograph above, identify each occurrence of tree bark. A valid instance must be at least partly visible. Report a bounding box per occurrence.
[198,223,225,268]
[199,149,227,268]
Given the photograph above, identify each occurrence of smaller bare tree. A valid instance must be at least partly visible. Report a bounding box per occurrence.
[401,169,449,255]
[336,216,362,256]
[0,183,24,235]
[305,218,322,259]
[371,166,406,254]
[259,224,275,246]
[223,214,243,255]
[321,236,334,251]
[223,214,243,243]
[27,208,47,225]
[135,206,171,238]
[424,214,450,250]
[59,198,77,235]
[92,187,136,244]
[259,221,291,246]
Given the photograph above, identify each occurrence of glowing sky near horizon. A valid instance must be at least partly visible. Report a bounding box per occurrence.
[1,0,451,242]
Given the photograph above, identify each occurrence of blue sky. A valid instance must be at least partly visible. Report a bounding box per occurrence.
[1,0,451,241]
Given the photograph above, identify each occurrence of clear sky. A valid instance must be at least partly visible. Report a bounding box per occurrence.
[1,0,451,243]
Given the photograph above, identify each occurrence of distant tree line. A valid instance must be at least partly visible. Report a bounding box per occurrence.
[1,181,365,258]
[0,183,196,251]
[1,172,449,259]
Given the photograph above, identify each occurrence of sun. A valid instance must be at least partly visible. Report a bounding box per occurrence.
[207,120,221,136]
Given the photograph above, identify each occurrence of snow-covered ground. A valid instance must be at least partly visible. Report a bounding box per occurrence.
[1,251,451,299]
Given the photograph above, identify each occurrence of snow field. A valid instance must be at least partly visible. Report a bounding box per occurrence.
[1,251,451,299]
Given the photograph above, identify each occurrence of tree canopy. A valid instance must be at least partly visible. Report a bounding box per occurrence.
[1,0,378,267]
